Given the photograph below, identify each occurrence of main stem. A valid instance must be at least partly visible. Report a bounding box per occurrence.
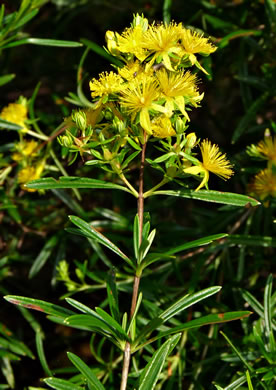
[120,138,147,390]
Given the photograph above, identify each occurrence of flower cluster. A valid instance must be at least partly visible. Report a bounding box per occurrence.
[247,130,276,200]
[61,14,233,192]
[0,98,46,191]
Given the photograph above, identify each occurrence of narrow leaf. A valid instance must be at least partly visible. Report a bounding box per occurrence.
[36,331,52,376]
[44,377,83,390]
[67,352,105,390]
[2,37,82,49]
[150,189,259,207]
[164,233,227,256]
[159,286,221,322]
[4,296,75,318]
[69,215,133,267]
[138,334,181,390]
[106,269,120,323]
[26,176,131,193]
[29,235,59,279]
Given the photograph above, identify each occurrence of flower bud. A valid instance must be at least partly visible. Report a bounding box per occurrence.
[103,149,113,161]
[71,110,87,132]
[175,117,187,134]
[185,133,197,149]
[113,116,126,134]
[105,30,119,55]
[132,13,148,32]
[58,135,73,148]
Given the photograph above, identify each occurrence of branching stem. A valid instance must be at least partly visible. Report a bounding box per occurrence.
[120,137,147,390]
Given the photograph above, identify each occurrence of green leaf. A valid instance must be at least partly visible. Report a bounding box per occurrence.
[246,370,254,390]
[133,214,140,261]
[163,233,227,256]
[232,92,270,143]
[2,37,82,49]
[80,38,123,67]
[149,189,260,207]
[4,296,75,318]
[13,8,39,29]
[240,289,276,329]
[0,74,15,86]
[218,29,262,49]
[220,331,253,373]
[228,235,276,247]
[67,352,105,390]
[69,215,133,268]
[26,176,131,193]
[44,377,83,390]
[29,235,59,279]
[138,334,181,390]
[106,269,120,323]
[0,118,23,130]
[36,331,52,377]
[224,375,247,390]
[136,287,221,344]
[152,311,252,342]
[95,307,128,341]
[160,287,221,322]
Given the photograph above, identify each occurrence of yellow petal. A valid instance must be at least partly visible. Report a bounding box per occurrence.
[140,108,152,134]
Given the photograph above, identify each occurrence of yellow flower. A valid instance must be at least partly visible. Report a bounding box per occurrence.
[157,69,203,120]
[12,140,38,161]
[179,28,217,73]
[18,160,45,192]
[119,77,164,134]
[251,168,276,200]
[118,61,147,81]
[116,25,148,61]
[0,102,28,131]
[256,136,276,162]
[152,116,176,138]
[89,71,124,99]
[184,139,233,191]
[142,23,182,71]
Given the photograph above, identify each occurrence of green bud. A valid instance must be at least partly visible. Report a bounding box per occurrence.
[132,13,148,32]
[58,135,73,148]
[103,149,113,161]
[166,166,178,178]
[175,117,186,134]
[71,110,87,132]
[185,133,197,149]
[113,116,126,134]
[103,108,114,121]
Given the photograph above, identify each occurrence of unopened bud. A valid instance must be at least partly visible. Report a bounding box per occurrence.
[132,13,148,32]
[58,135,73,148]
[175,117,186,134]
[113,116,126,134]
[103,149,113,161]
[185,133,197,149]
[71,110,87,132]
[105,30,119,55]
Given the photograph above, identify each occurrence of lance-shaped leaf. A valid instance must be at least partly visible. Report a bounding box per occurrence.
[0,118,23,130]
[2,37,83,49]
[138,334,181,390]
[135,286,221,344]
[106,269,120,323]
[163,233,227,256]
[159,286,221,322]
[67,352,105,390]
[228,235,276,247]
[4,296,75,318]
[26,176,132,193]
[134,311,251,351]
[148,189,259,207]
[44,377,83,390]
[69,215,134,268]
[64,310,129,343]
